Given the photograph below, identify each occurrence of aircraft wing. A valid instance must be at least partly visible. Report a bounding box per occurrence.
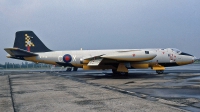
[82,50,141,60]
[4,48,38,57]
[101,50,156,61]
[81,50,157,67]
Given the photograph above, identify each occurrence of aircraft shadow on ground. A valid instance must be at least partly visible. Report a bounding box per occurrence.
[73,73,161,79]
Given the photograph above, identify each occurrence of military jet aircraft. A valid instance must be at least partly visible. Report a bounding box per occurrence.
[4,31,198,75]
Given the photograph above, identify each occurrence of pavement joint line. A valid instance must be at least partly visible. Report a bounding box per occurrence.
[126,91,135,94]
[50,72,194,111]
[8,74,16,112]
[94,82,189,110]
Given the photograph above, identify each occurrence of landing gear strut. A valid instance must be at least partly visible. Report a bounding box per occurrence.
[156,70,164,74]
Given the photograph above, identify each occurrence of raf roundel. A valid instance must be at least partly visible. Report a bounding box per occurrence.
[63,54,72,63]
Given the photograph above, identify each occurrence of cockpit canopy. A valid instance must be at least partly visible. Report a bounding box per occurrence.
[170,48,193,57]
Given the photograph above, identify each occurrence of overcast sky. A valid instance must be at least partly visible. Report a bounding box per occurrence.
[0,0,200,63]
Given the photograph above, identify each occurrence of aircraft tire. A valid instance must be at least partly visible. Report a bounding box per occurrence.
[156,70,164,74]
[66,68,72,72]
[120,72,129,76]
[112,69,129,76]
[112,69,118,74]
[73,67,78,71]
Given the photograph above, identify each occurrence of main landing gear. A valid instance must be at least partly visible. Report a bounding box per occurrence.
[156,70,164,74]
[112,69,129,76]
[66,67,78,72]
[73,67,78,71]
[66,67,72,71]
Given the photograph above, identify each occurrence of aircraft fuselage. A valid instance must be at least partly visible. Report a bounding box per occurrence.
[24,48,195,72]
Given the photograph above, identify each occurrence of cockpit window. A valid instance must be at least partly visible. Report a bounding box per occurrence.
[171,48,181,54]
[180,52,193,56]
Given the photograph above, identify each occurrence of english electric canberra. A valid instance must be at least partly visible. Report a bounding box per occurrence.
[4,31,197,75]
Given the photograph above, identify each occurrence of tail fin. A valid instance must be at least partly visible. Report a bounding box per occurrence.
[13,31,51,52]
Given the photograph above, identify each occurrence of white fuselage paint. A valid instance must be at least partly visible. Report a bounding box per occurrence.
[32,48,195,69]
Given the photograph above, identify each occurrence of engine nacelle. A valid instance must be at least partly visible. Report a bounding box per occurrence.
[101,50,156,61]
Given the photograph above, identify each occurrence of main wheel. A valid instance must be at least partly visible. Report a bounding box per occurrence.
[112,69,119,76]
[73,67,78,71]
[112,69,118,74]
[156,70,164,74]
[66,67,72,71]
[120,72,129,76]
[112,69,129,76]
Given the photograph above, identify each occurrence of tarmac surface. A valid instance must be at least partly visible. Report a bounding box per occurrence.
[0,64,200,112]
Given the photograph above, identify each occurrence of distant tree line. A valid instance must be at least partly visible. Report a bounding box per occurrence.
[0,62,51,69]
[196,59,200,63]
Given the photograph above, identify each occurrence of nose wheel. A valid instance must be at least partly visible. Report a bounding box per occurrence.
[156,70,164,74]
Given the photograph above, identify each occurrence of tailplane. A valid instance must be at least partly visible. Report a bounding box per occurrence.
[14,31,51,52]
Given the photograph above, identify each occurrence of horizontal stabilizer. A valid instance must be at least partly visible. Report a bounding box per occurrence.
[4,48,38,57]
